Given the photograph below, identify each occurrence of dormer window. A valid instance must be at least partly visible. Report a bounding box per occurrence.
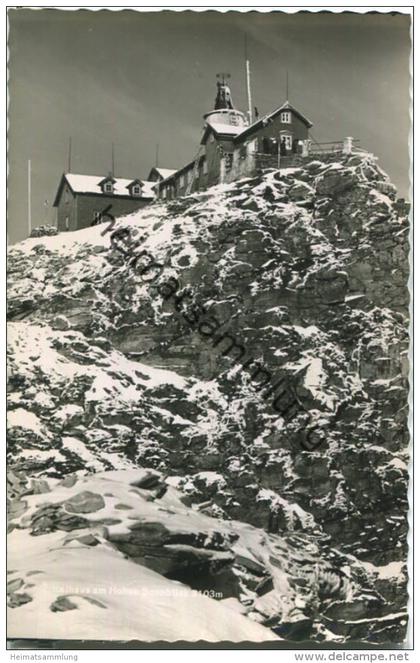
[99,176,116,194]
[281,111,291,124]
[126,180,144,197]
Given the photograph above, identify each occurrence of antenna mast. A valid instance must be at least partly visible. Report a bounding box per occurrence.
[111,143,115,177]
[67,137,72,172]
[27,159,31,237]
[286,71,289,101]
[155,143,159,168]
[245,36,253,124]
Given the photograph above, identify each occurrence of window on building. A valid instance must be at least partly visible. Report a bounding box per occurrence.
[203,160,208,175]
[280,111,291,124]
[93,211,101,224]
[104,182,113,194]
[132,185,141,195]
[283,135,292,150]
[225,153,233,171]
[65,216,69,231]
[280,134,293,153]
[187,170,193,184]
[180,175,185,187]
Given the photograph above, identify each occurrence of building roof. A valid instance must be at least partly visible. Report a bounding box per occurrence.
[200,118,245,145]
[207,118,244,136]
[98,175,117,185]
[157,155,206,185]
[147,167,178,181]
[126,178,144,188]
[53,173,155,206]
[154,168,177,179]
[234,101,313,142]
[208,122,243,135]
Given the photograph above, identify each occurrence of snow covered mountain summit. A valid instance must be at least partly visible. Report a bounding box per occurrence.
[8,153,410,644]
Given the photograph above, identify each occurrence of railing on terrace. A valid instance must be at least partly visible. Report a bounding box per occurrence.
[309,139,361,155]
[254,139,366,170]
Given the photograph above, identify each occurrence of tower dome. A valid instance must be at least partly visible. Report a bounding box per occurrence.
[203,75,249,130]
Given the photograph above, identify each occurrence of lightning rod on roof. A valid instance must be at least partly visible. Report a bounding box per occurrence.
[111,143,115,178]
[286,71,289,102]
[155,143,159,168]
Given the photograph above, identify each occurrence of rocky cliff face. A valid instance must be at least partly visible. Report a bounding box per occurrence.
[7,153,410,644]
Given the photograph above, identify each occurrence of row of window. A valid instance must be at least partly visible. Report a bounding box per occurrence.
[63,210,118,230]
[260,135,294,154]
[103,182,142,196]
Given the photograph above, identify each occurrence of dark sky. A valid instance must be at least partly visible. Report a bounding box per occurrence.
[8,9,411,244]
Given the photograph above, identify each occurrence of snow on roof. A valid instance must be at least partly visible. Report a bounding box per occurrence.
[235,101,313,143]
[63,174,155,199]
[138,180,156,197]
[206,119,243,136]
[155,168,177,179]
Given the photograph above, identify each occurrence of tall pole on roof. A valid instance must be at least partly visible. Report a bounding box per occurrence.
[67,137,72,173]
[286,71,289,102]
[27,159,31,237]
[245,35,253,125]
[111,143,115,177]
[155,143,159,168]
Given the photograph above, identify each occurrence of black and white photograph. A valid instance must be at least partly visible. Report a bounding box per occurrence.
[6,5,413,652]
